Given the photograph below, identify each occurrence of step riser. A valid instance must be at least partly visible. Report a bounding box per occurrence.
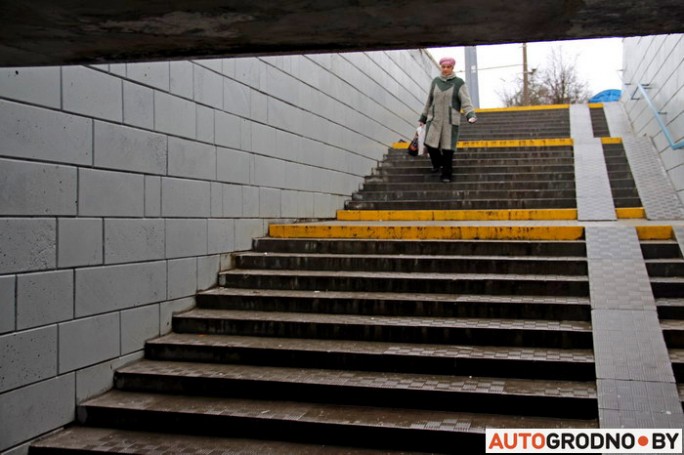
[365,173,577,183]
[387,151,574,160]
[172,318,593,349]
[145,344,596,380]
[657,306,684,320]
[352,191,577,201]
[77,406,482,453]
[114,373,598,419]
[252,239,588,257]
[345,200,577,210]
[651,282,684,299]
[383,159,575,167]
[646,263,684,277]
[663,330,684,348]
[374,165,576,175]
[219,274,590,297]
[362,181,578,191]
[641,243,682,259]
[198,294,592,320]
[233,257,588,276]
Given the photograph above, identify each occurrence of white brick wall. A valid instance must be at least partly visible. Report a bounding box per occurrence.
[622,34,684,203]
[0,48,435,452]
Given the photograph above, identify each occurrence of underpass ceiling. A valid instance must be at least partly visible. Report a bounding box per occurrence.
[1,0,683,67]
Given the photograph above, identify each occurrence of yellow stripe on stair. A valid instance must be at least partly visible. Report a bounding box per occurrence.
[337,209,577,221]
[636,225,673,240]
[269,224,585,240]
[458,138,573,148]
[616,207,645,219]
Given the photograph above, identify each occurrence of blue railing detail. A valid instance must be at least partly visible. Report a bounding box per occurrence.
[630,83,684,150]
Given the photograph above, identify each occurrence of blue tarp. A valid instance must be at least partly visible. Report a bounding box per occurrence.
[589,89,622,103]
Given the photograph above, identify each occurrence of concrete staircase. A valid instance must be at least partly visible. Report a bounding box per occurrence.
[641,239,684,407]
[34,104,666,453]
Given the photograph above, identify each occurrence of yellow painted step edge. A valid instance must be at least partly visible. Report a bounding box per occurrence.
[392,137,620,149]
[616,207,645,219]
[337,209,577,221]
[269,224,585,240]
[636,225,673,240]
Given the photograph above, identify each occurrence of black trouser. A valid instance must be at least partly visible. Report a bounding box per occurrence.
[426,145,454,180]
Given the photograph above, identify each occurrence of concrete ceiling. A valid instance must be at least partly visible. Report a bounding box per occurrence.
[2,0,683,67]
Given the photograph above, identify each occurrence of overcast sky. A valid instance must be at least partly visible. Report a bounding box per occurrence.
[428,37,624,108]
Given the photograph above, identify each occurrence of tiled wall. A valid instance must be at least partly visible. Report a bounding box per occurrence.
[0,49,435,452]
[622,34,684,203]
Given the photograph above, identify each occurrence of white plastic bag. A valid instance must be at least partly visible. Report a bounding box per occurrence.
[417,125,426,156]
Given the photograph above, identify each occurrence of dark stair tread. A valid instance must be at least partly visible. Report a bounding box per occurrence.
[30,426,414,455]
[80,390,598,432]
[661,320,684,330]
[219,268,589,281]
[678,384,684,402]
[201,287,592,305]
[148,333,596,364]
[176,309,593,332]
[116,360,597,400]
[234,251,586,262]
[670,349,684,364]
[657,298,684,307]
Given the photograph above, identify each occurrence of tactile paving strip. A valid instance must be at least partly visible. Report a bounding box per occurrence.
[570,105,617,221]
[585,226,684,428]
[622,136,684,220]
[603,102,633,137]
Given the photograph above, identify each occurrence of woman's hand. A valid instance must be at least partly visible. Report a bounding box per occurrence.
[468,117,477,124]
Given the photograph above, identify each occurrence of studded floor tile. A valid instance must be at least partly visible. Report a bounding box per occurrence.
[118,360,597,399]
[178,309,592,332]
[150,333,595,363]
[31,427,420,455]
[585,226,684,428]
[622,136,684,220]
[83,390,598,432]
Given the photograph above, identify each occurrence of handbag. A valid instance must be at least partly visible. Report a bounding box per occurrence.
[407,134,419,156]
[407,125,425,157]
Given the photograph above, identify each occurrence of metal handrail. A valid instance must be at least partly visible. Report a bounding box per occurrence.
[630,83,684,150]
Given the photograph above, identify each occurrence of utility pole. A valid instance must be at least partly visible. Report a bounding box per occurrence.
[464,46,480,108]
[522,42,529,105]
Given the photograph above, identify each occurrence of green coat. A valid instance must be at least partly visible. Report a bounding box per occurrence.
[419,75,476,151]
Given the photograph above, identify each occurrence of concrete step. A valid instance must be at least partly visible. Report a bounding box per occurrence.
[146,333,596,380]
[613,197,643,208]
[251,238,587,256]
[113,360,598,419]
[661,319,684,349]
[345,198,577,210]
[641,241,683,259]
[352,189,576,201]
[657,298,684,320]
[645,259,684,277]
[218,268,590,297]
[75,390,596,453]
[650,277,684,298]
[172,309,593,348]
[365,171,577,183]
[459,133,571,140]
[387,149,574,160]
[233,252,587,275]
[30,426,410,455]
[198,288,591,321]
[361,180,578,192]
[383,157,574,167]
[670,349,683,382]
[373,164,576,175]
